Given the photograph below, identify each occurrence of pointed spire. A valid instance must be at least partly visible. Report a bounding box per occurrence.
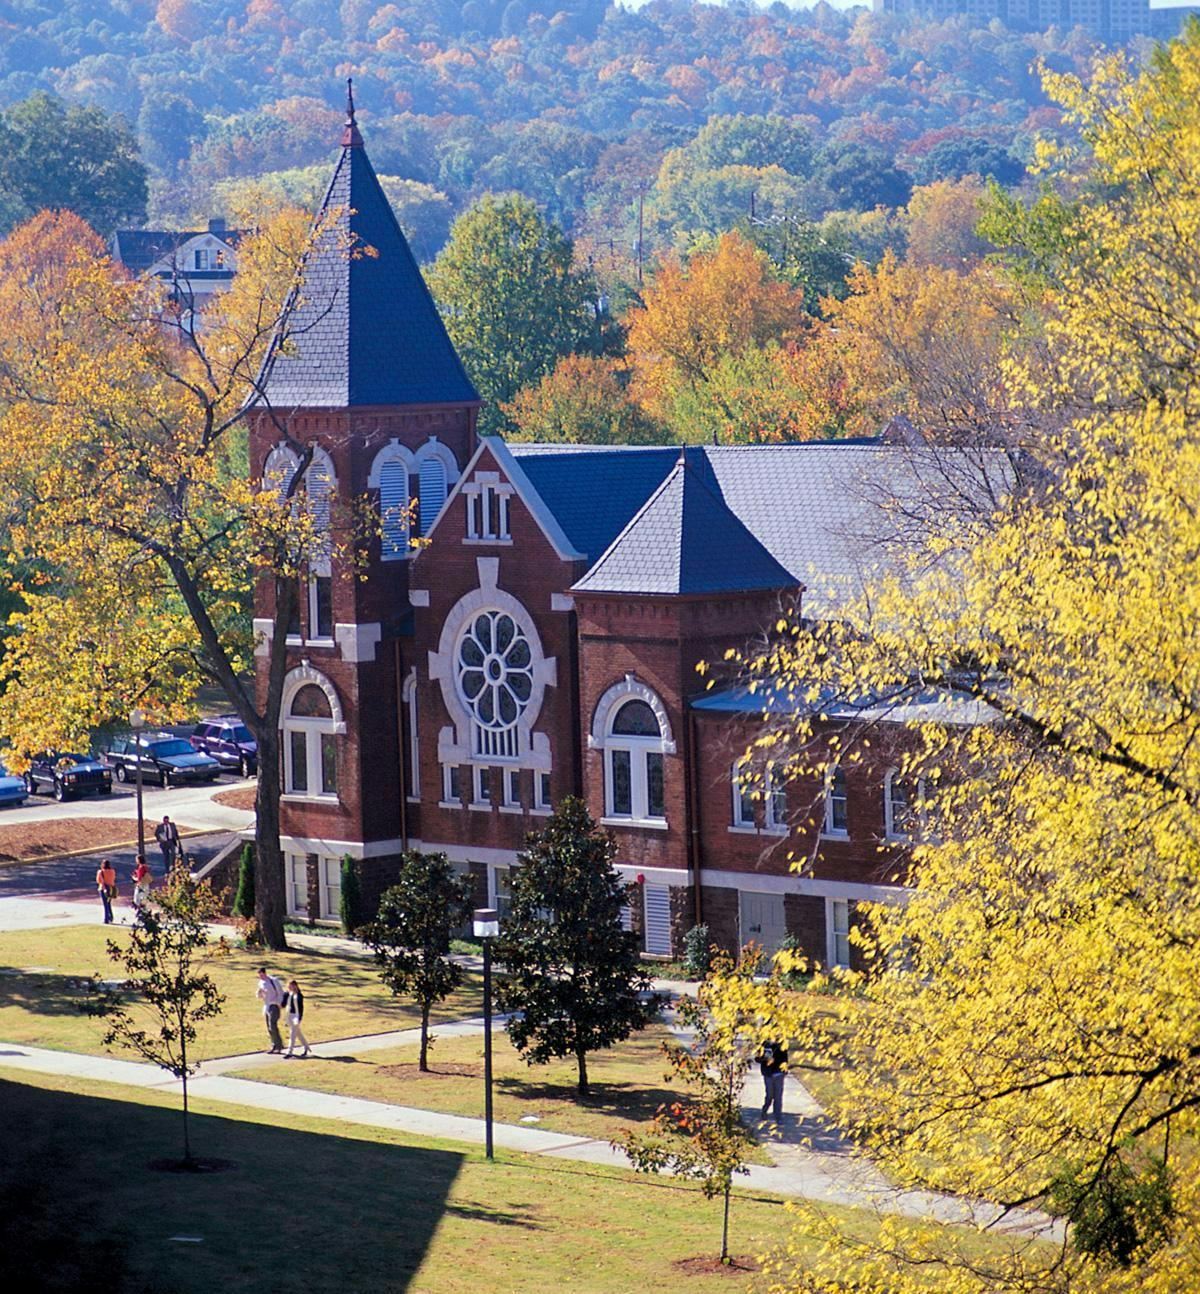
[342,77,363,149]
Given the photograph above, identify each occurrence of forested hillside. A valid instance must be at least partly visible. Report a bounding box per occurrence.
[0,0,1107,254]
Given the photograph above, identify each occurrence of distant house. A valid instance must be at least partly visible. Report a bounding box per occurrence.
[110,217,243,328]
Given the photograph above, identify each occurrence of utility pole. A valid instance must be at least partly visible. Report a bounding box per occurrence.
[637,190,645,288]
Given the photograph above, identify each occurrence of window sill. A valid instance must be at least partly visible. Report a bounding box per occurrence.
[304,638,336,650]
[281,793,340,806]
[438,800,462,810]
[463,537,513,546]
[602,816,669,832]
[285,635,303,646]
[728,824,758,835]
[499,805,523,815]
[469,801,492,813]
[530,807,552,817]
[763,824,789,837]
[819,830,850,842]
[407,795,421,804]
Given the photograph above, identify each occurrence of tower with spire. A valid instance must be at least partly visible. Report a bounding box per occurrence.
[248,83,480,911]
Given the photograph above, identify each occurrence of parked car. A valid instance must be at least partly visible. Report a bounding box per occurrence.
[25,751,112,801]
[189,717,258,777]
[105,734,222,788]
[0,764,28,807]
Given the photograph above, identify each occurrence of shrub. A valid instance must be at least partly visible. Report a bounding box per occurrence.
[339,854,363,934]
[682,923,713,979]
[231,843,255,919]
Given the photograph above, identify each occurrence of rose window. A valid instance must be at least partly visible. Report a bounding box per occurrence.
[456,610,534,757]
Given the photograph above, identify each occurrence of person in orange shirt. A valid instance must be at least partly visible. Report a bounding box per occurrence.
[96,859,117,924]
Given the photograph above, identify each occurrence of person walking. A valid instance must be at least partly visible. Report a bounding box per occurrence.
[154,816,181,872]
[130,855,152,916]
[759,1038,787,1122]
[96,859,117,924]
[283,979,310,1059]
[256,967,285,1053]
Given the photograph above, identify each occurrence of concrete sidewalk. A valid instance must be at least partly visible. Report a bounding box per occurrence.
[0,1038,1055,1237]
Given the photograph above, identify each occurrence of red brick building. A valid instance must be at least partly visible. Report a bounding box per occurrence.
[248,102,962,967]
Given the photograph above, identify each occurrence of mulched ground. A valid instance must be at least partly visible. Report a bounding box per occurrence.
[0,819,202,865]
[377,1062,481,1080]
[212,787,256,812]
[674,1256,761,1277]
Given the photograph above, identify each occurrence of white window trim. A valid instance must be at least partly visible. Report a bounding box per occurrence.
[317,856,342,925]
[279,663,344,802]
[441,763,462,809]
[500,767,522,814]
[470,765,492,811]
[532,769,552,816]
[884,768,926,842]
[306,574,335,647]
[403,670,420,802]
[826,897,852,970]
[285,854,308,919]
[764,766,789,836]
[731,760,756,830]
[369,440,416,563]
[464,471,515,544]
[821,764,850,840]
[590,677,672,826]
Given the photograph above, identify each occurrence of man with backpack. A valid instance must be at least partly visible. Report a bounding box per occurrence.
[256,966,286,1053]
[759,1038,788,1122]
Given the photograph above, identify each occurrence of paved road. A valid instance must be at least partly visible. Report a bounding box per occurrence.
[0,833,236,898]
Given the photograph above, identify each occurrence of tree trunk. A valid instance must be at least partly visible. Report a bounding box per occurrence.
[721,1179,731,1263]
[419,1002,430,1072]
[576,1047,589,1095]
[254,727,288,951]
[180,1029,192,1166]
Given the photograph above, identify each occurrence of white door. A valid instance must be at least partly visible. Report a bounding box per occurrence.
[285,855,308,919]
[739,891,787,954]
[643,884,672,956]
[319,857,342,922]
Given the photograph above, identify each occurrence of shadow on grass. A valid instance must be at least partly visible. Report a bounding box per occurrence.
[0,967,93,1017]
[494,1075,678,1125]
[0,1077,465,1294]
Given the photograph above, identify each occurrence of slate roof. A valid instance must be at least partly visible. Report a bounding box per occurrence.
[111,228,243,274]
[509,441,1008,614]
[571,448,797,596]
[253,102,478,410]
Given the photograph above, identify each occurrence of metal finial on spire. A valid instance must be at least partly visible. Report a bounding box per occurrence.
[342,77,363,148]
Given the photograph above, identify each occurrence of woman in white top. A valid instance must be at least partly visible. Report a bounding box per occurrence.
[284,979,310,1058]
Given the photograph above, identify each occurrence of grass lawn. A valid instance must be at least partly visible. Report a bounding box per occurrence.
[0,1068,816,1293]
[0,924,483,1061]
[228,1022,703,1147]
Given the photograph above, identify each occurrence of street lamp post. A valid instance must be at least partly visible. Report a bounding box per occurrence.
[473,906,500,1161]
[129,708,146,863]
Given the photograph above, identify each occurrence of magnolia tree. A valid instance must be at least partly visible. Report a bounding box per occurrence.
[733,29,1200,1293]
[0,204,360,950]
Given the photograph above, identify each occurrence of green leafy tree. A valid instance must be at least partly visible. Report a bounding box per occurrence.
[496,797,653,1094]
[359,852,473,1071]
[91,873,228,1165]
[0,92,147,236]
[617,947,766,1264]
[232,843,256,920]
[503,353,669,445]
[427,193,598,432]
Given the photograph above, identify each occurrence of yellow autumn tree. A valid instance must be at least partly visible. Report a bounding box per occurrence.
[739,27,1200,1294]
[0,204,338,950]
[801,252,1033,444]
[625,231,804,427]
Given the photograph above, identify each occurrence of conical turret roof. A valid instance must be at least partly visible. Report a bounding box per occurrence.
[256,83,478,410]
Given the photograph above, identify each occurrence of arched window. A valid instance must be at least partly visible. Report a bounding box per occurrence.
[605,698,666,823]
[282,670,343,799]
[263,444,301,500]
[369,441,415,562]
[418,456,447,536]
[402,670,419,800]
[303,449,335,641]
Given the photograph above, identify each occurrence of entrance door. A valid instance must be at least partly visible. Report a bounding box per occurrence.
[739,891,787,953]
[643,884,672,956]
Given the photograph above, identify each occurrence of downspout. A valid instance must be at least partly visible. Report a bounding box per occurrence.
[396,637,409,854]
